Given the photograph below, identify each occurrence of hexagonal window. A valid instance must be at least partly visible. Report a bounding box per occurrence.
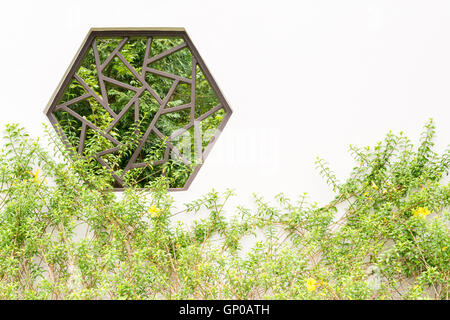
[44,28,232,190]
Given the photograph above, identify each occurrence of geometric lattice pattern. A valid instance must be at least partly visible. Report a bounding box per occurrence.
[44,28,232,191]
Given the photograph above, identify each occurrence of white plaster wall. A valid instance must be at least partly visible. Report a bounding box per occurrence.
[0,0,449,214]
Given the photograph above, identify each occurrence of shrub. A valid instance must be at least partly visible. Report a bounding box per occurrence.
[0,119,448,299]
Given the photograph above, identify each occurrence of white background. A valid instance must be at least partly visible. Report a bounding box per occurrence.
[0,0,449,212]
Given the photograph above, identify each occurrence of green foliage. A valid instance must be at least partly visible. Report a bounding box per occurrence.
[54,36,225,189]
[0,119,448,299]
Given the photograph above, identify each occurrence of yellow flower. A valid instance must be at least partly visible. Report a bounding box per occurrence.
[442,246,448,251]
[31,168,40,183]
[371,181,378,190]
[306,278,318,292]
[412,207,431,219]
[148,205,161,218]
